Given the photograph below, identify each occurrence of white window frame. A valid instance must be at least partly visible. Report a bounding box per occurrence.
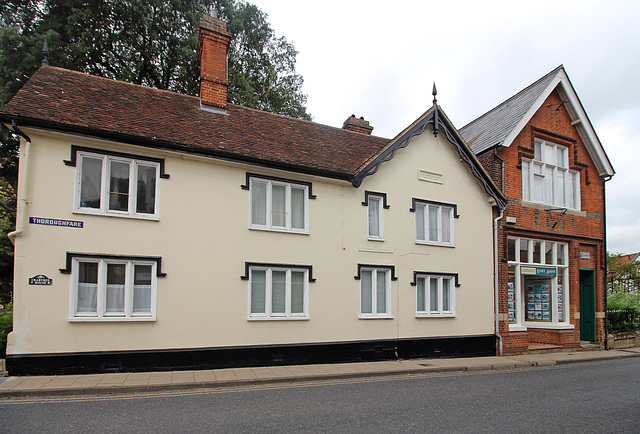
[522,140,580,210]
[367,194,384,240]
[68,257,158,321]
[359,268,393,319]
[247,266,309,320]
[249,177,309,233]
[414,201,455,247]
[506,236,572,330]
[415,274,456,317]
[74,151,160,220]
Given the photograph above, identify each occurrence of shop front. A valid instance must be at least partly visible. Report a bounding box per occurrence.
[506,236,578,348]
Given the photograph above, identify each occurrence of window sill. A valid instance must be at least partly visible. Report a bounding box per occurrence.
[511,322,575,330]
[358,315,394,320]
[415,241,455,248]
[247,317,309,321]
[68,317,156,322]
[73,210,159,221]
[518,200,582,214]
[416,313,456,318]
[368,237,385,242]
[249,226,309,235]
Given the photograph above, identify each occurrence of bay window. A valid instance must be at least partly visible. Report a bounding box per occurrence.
[522,140,580,210]
[507,237,570,328]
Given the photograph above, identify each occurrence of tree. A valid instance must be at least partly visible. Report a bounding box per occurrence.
[0,0,312,304]
[0,0,311,118]
[607,252,640,293]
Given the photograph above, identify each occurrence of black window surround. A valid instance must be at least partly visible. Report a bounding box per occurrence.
[59,252,167,277]
[409,198,460,218]
[354,264,398,281]
[64,145,170,179]
[361,191,390,208]
[241,173,317,199]
[241,262,316,282]
[410,271,460,287]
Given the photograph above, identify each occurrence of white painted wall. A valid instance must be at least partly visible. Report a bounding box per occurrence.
[8,125,495,354]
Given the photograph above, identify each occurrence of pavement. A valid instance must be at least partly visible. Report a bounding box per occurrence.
[1,348,639,398]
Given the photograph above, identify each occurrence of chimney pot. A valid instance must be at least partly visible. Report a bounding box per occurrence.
[342,115,373,135]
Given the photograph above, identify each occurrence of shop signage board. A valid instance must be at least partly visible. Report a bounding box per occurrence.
[521,267,556,277]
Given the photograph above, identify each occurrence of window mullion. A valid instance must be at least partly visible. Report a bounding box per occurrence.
[124,261,132,317]
[285,183,291,230]
[101,157,109,213]
[285,269,291,316]
[266,268,272,316]
[129,162,137,215]
[266,181,272,228]
[97,260,106,317]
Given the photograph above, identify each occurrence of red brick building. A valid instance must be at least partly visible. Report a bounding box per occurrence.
[461,66,615,354]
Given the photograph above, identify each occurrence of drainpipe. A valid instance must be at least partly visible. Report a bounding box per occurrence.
[603,175,612,350]
[494,210,504,356]
[8,122,31,244]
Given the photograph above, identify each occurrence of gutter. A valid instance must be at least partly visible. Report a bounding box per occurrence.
[494,210,504,356]
[7,122,31,244]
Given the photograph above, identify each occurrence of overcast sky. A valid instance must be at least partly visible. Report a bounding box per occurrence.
[249,0,640,254]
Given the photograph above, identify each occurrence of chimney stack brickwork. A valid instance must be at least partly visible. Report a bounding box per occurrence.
[342,115,374,135]
[198,15,231,109]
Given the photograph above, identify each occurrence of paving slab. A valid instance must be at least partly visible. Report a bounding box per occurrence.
[0,348,638,398]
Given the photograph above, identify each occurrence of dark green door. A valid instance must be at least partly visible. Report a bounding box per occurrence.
[580,269,596,342]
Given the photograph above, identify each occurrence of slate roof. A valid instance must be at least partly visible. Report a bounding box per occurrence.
[459,66,562,155]
[0,66,390,181]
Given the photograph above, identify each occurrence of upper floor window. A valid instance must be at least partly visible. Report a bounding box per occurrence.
[247,265,310,320]
[362,191,389,241]
[75,151,160,219]
[522,140,580,210]
[249,176,309,233]
[413,200,456,246]
[69,256,159,321]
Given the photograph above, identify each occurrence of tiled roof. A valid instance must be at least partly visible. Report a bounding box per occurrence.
[460,66,562,155]
[0,66,390,180]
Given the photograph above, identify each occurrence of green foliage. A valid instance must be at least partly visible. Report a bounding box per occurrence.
[0,0,311,119]
[608,291,640,312]
[0,303,12,357]
[607,252,640,293]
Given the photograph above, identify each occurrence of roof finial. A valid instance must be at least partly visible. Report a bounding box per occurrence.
[42,39,49,66]
[432,82,437,106]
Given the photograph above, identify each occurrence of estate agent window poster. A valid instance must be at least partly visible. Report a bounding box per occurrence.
[526,280,551,322]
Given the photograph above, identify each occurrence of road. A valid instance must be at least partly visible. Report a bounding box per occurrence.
[1,358,639,433]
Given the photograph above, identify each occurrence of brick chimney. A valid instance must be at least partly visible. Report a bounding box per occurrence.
[342,115,373,135]
[198,14,231,110]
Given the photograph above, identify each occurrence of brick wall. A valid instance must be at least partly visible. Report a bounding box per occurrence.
[487,90,607,354]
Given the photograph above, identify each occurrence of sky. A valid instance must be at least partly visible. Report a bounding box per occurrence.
[249,0,640,254]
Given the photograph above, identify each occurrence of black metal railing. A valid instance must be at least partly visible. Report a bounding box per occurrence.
[608,309,640,333]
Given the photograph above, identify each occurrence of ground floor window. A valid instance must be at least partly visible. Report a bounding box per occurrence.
[248,266,309,319]
[359,268,392,318]
[69,257,158,321]
[415,274,456,317]
[507,237,569,328]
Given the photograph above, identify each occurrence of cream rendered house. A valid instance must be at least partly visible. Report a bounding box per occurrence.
[0,16,505,375]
